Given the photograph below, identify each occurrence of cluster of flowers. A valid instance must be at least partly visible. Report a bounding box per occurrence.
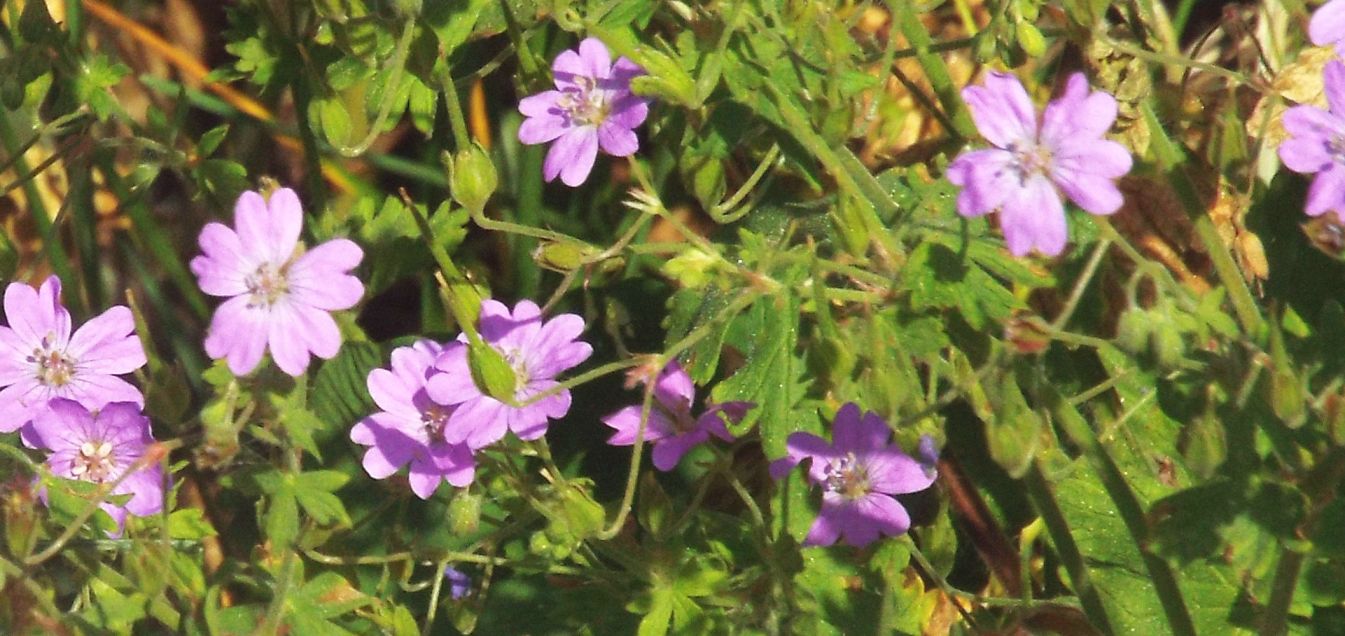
[350,300,592,497]
[0,276,162,532]
[1278,1,1345,222]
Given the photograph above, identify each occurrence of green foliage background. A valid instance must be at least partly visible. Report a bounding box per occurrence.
[1,0,1344,634]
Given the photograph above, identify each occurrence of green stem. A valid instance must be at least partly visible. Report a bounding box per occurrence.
[0,115,77,306]
[334,20,416,157]
[439,64,472,151]
[886,0,976,140]
[708,144,781,224]
[1044,386,1197,636]
[422,557,450,636]
[1022,463,1116,636]
[1140,102,1262,335]
[1052,239,1112,331]
[1259,548,1303,636]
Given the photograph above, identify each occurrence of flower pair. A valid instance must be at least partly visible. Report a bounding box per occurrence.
[351,300,593,498]
[0,275,163,533]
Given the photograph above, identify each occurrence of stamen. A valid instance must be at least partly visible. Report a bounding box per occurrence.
[27,338,77,387]
[244,262,289,307]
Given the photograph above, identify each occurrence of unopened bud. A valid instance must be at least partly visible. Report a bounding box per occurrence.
[467,341,518,404]
[1005,312,1051,355]
[534,240,600,272]
[449,492,482,536]
[1016,22,1047,58]
[449,145,498,215]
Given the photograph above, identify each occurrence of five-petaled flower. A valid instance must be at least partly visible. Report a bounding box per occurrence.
[770,404,938,548]
[518,37,649,187]
[1313,0,1345,55]
[947,71,1133,257]
[602,361,752,471]
[426,300,592,450]
[0,276,146,433]
[29,399,166,535]
[1279,60,1345,222]
[191,187,364,377]
[350,340,476,499]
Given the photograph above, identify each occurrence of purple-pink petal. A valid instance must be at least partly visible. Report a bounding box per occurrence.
[288,239,364,311]
[864,449,939,495]
[1311,0,1345,50]
[652,431,709,472]
[576,38,614,79]
[598,122,639,157]
[548,128,601,187]
[1307,164,1345,218]
[947,149,1015,217]
[518,114,570,145]
[961,71,1037,148]
[5,277,69,346]
[602,405,675,446]
[831,404,891,454]
[66,306,146,374]
[204,295,269,376]
[1000,174,1068,257]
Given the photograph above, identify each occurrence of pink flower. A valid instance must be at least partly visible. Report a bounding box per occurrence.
[1312,1,1345,54]
[947,72,1133,257]
[0,276,145,433]
[29,399,166,535]
[350,340,475,499]
[769,404,938,547]
[426,300,592,450]
[601,361,752,471]
[517,37,649,186]
[191,188,364,377]
[1279,60,1345,221]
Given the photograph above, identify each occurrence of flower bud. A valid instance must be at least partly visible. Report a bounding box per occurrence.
[449,145,498,215]
[558,485,606,540]
[1005,312,1051,355]
[534,240,600,273]
[467,342,518,404]
[1016,22,1047,58]
[449,492,482,536]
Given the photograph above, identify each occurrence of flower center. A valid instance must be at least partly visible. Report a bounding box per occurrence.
[422,404,451,439]
[28,335,76,387]
[1329,135,1345,163]
[501,348,532,396]
[244,262,289,307]
[1008,141,1053,182]
[558,76,610,127]
[70,439,117,483]
[823,453,871,500]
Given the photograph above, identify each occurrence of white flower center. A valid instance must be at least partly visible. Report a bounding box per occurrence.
[244,262,289,307]
[70,439,116,483]
[1008,141,1053,183]
[500,348,532,396]
[1329,135,1345,163]
[558,76,611,127]
[422,404,451,439]
[823,452,871,501]
[28,334,76,387]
